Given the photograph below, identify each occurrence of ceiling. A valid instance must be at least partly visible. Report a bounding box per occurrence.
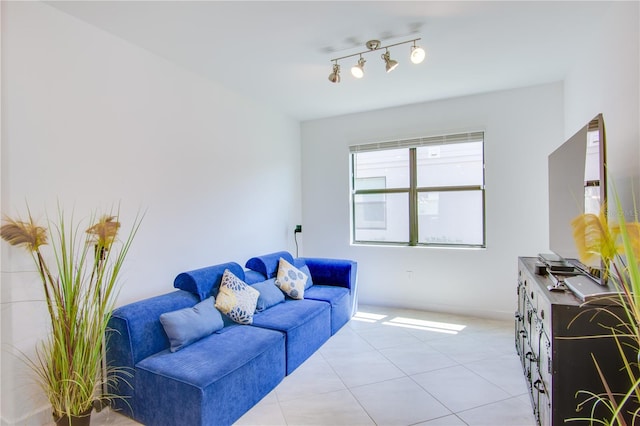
[47,1,615,121]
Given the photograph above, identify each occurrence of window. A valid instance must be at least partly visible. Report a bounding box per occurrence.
[350,132,485,247]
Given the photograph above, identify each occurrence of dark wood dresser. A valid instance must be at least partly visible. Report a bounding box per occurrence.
[515,257,633,425]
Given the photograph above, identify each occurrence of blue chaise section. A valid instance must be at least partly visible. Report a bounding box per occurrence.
[134,325,284,426]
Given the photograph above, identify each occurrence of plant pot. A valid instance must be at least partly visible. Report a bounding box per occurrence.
[53,409,92,426]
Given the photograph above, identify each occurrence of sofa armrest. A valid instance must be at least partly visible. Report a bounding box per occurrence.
[298,258,357,291]
[107,290,199,368]
[299,258,358,316]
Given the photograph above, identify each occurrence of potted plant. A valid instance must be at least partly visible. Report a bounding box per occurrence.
[569,192,640,424]
[1,207,142,426]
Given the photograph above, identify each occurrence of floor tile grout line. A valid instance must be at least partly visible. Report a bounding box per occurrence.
[348,316,461,425]
[453,393,536,418]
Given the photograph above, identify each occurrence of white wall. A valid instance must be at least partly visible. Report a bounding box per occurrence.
[564,1,639,215]
[1,2,300,424]
[301,83,564,319]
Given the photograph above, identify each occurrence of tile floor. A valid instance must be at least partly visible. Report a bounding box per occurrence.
[91,304,536,426]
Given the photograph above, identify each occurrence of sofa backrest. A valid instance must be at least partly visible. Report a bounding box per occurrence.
[245,251,294,279]
[173,261,245,301]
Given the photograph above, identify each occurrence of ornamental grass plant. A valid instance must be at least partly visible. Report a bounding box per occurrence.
[1,206,142,424]
[569,191,640,425]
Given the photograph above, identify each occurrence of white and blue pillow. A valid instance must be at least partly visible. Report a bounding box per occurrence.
[275,258,308,300]
[215,269,260,324]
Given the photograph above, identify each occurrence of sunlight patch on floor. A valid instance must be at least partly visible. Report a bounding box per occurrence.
[352,311,388,323]
[384,316,466,334]
[354,311,466,334]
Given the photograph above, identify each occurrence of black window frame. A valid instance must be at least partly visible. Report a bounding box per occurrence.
[350,132,486,248]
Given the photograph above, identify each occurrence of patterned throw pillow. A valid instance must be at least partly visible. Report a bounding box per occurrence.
[214,269,259,324]
[275,258,308,300]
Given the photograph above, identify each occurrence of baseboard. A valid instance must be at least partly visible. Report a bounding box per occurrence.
[1,405,50,426]
[361,300,514,322]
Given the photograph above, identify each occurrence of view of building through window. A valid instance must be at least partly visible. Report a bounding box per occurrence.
[584,128,601,215]
[351,133,485,247]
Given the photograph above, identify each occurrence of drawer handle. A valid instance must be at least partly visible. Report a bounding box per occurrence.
[540,309,545,320]
[533,379,545,394]
[525,351,537,363]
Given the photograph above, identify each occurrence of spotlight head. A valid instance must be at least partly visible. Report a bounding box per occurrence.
[328,63,341,83]
[410,44,426,64]
[382,50,398,73]
[351,56,366,79]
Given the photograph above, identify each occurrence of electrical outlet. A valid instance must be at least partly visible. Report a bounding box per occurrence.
[294,225,302,233]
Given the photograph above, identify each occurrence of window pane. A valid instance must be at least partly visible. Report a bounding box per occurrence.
[418,190,484,245]
[416,142,483,187]
[354,193,409,243]
[585,185,600,215]
[354,149,409,190]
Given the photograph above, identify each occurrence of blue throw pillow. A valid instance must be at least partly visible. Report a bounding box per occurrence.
[298,264,314,290]
[251,278,285,311]
[159,296,224,352]
[293,259,314,290]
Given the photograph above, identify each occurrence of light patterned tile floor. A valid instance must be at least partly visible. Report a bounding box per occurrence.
[90,305,535,426]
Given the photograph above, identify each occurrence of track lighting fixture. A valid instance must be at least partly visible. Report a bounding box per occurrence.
[328,38,424,83]
[351,56,366,78]
[382,50,398,73]
[328,62,341,83]
[410,40,426,64]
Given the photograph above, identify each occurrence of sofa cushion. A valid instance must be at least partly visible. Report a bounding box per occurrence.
[215,269,259,324]
[159,296,224,352]
[275,258,307,300]
[251,278,285,312]
[174,262,245,301]
[251,299,331,374]
[304,285,351,335]
[245,251,295,279]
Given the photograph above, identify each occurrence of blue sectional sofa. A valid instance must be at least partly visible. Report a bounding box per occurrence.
[106,251,357,426]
